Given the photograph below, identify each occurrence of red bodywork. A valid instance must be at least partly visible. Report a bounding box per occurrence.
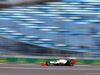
[58,62,64,64]
[70,60,75,64]
[41,63,46,66]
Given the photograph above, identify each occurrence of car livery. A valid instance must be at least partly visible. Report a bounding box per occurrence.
[41,59,75,66]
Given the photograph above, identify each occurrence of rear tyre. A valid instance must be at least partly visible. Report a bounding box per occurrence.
[66,61,73,66]
[69,62,73,66]
[46,62,51,66]
[71,63,74,66]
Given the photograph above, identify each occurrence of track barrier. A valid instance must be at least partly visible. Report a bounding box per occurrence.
[0,57,100,64]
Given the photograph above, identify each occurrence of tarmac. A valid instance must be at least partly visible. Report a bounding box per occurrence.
[0,63,100,75]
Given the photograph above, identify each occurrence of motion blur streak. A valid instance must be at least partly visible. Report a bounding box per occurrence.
[0,67,100,70]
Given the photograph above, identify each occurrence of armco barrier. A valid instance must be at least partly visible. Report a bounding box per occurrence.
[0,57,100,64]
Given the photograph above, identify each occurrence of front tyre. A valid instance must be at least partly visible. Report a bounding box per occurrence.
[46,62,51,66]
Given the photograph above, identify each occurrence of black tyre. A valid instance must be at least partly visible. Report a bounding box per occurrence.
[66,61,73,66]
[71,63,74,66]
[46,62,51,66]
[69,62,73,66]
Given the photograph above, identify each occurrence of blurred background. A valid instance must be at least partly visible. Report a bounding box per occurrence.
[0,0,100,59]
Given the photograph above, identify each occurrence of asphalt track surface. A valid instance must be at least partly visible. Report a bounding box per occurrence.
[0,63,100,75]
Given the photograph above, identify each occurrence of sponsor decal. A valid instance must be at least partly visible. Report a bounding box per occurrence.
[0,58,8,62]
[16,58,27,63]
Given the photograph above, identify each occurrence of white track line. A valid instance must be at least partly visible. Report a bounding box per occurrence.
[0,67,100,70]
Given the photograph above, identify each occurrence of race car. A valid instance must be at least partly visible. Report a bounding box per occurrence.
[41,59,75,66]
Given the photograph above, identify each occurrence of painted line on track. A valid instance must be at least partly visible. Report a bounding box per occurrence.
[1,63,100,66]
[0,67,100,70]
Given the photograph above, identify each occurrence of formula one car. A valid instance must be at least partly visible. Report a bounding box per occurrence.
[41,59,75,66]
